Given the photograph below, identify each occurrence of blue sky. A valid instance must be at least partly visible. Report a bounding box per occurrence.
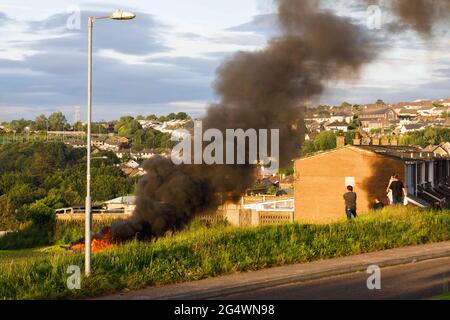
[0,0,449,122]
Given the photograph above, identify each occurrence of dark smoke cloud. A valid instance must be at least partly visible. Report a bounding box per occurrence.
[366,0,450,35]
[112,0,446,241]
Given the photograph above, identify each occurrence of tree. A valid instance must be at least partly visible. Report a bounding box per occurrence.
[73,122,84,132]
[167,113,177,121]
[9,118,30,133]
[24,201,55,226]
[301,131,337,156]
[314,131,337,151]
[48,112,67,131]
[117,120,143,139]
[375,99,385,105]
[175,112,189,120]
[35,114,48,131]
[146,114,158,121]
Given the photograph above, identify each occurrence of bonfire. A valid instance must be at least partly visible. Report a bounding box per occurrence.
[63,227,114,253]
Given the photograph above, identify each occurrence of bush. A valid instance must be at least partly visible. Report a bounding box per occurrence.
[24,202,55,226]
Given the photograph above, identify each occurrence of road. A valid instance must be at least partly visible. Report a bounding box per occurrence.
[213,257,450,300]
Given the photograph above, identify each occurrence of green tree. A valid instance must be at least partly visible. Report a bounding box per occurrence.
[10,118,30,133]
[48,112,67,131]
[175,112,189,120]
[146,114,158,121]
[73,122,84,131]
[301,131,337,156]
[34,114,48,131]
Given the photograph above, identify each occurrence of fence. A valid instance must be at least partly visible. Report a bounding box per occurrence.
[198,198,295,227]
[258,211,295,225]
[55,207,132,221]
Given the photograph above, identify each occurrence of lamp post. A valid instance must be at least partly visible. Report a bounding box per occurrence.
[85,9,136,276]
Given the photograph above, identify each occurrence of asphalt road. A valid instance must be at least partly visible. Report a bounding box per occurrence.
[213,257,450,300]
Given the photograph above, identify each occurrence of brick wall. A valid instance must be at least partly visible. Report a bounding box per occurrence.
[294,147,405,223]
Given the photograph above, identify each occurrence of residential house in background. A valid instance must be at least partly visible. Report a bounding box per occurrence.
[399,123,429,134]
[65,140,85,148]
[359,107,398,131]
[397,109,418,123]
[103,196,136,214]
[330,111,353,124]
[103,140,122,152]
[423,144,450,157]
[131,149,155,160]
[92,137,106,148]
[325,121,349,132]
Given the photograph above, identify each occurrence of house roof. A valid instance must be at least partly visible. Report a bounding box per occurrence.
[104,196,136,205]
[356,145,444,161]
[299,145,445,162]
[332,111,352,117]
[361,107,392,116]
[402,123,428,130]
[326,121,348,127]
[424,143,450,155]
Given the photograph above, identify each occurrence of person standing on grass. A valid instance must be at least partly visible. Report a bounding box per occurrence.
[343,185,357,221]
[387,174,407,205]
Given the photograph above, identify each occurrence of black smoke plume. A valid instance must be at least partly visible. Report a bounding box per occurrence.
[111,0,446,241]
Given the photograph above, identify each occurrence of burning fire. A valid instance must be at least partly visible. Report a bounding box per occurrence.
[67,227,114,253]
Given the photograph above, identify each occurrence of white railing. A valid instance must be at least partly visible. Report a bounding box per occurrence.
[243,198,294,212]
[55,207,132,215]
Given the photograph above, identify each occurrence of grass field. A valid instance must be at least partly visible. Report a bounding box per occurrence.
[434,293,450,300]
[1,207,450,300]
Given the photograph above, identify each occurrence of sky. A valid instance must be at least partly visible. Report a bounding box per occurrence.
[0,0,449,122]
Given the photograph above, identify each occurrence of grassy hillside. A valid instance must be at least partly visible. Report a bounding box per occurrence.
[1,207,449,299]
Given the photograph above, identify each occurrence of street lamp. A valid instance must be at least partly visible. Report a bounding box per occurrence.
[85,9,136,276]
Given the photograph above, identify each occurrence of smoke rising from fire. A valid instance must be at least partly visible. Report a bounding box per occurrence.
[111,0,448,241]
[366,0,450,35]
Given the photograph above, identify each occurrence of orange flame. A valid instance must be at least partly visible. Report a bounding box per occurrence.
[69,228,114,253]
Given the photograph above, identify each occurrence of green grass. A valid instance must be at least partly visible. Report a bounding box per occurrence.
[434,293,450,300]
[0,219,115,250]
[1,207,450,299]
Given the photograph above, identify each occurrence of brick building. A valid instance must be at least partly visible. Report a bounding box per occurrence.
[360,107,398,130]
[294,145,450,223]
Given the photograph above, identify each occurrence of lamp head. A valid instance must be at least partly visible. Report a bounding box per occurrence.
[110,9,136,20]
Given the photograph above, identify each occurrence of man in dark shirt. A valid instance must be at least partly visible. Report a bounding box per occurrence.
[343,185,357,220]
[388,174,406,205]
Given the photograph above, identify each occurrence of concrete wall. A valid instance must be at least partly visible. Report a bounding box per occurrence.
[294,146,405,223]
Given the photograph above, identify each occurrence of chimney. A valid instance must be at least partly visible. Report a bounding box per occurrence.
[362,137,371,146]
[336,136,345,149]
[353,133,361,146]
